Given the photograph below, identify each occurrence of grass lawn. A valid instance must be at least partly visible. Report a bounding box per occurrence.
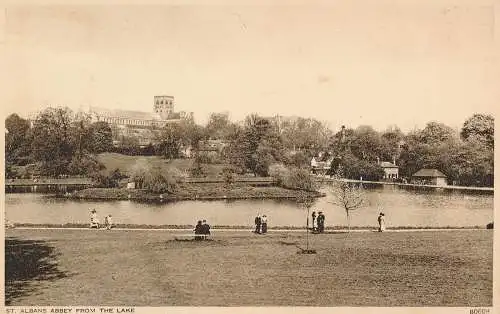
[96,153,230,177]
[5,229,492,306]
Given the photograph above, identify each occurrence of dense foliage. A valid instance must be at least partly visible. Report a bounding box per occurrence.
[5,108,113,177]
[5,107,494,187]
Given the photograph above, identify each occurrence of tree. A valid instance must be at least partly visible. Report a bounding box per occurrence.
[90,121,113,153]
[156,120,207,159]
[30,107,74,176]
[156,123,186,158]
[419,121,459,145]
[206,112,234,140]
[5,113,32,165]
[296,195,317,253]
[70,112,93,158]
[226,114,284,176]
[129,160,150,189]
[329,171,365,231]
[284,150,310,168]
[461,114,494,148]
[67,155,104,176]
[350,125,383,161]
[380,125,404,161]
[280,117,333,152]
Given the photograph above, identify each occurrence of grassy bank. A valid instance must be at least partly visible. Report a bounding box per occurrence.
[70,183,325,201]
[5,229,493,306]
[9,223,487,230]
[97,152,230,177]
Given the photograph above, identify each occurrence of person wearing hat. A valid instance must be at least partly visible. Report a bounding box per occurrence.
[202,219,211,239]
[261,215,268,234]
[194,220,203,240]
[254,214,262,234]
[311,211,317,233]
[90,209,99,229]
[104,214,113,230]
[317,211,325,233]
[378,212,385,232]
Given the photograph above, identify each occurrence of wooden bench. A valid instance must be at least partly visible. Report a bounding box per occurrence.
[174,234,211,241]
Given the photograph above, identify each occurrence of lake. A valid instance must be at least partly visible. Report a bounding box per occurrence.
[4,184,494,228]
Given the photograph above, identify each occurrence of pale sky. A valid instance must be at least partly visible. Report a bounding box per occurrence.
[2,1,498,131]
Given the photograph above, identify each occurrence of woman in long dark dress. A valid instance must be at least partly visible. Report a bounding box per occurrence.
[261,215,268,234]
[194,220,203,240]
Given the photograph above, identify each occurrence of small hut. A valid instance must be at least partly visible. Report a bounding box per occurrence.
[412,169,447,186]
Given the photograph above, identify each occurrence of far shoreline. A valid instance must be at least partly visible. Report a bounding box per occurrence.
[66,184,326,202]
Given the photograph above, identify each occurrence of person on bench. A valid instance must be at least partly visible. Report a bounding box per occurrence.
[90,209,99,229]
[194,220,203,240]
[202,219,211,239]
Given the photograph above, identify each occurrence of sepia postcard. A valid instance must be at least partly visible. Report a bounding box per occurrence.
[1,0,497,313]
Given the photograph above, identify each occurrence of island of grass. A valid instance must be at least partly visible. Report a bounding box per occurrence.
[70,182,325,201]
[67,153,325,201]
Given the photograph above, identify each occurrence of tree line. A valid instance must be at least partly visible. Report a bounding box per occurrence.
[5,107,494,187]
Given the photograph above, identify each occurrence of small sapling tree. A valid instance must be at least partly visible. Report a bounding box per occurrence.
[329,170,365,231]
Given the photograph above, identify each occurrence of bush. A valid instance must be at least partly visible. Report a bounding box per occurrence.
[143,167,184,194]
[270,164,318,191]
[68,155,105,176]
[195,152,221,164]
[284,151,310,168]
[340,154,385,181]
[284,168,318,191]
[221,167,236,186]
[90,168,127,188]
[190,161,207,177]
[269,163,290,186]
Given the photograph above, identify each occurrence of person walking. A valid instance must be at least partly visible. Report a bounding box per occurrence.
[378,212,386,232]
[311,211,317,233]
[254,214,262,234]
[261,215,268,234]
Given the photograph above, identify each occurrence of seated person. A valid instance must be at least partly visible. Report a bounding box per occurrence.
[194,220,203,240]
[105,215,114,230]
[90,209,99,229]
[202,220,211,239]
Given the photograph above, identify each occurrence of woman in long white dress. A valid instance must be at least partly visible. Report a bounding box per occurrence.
[90,209,99,228]
[311,211,317,232]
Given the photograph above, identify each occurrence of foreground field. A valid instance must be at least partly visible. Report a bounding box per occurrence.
[5,229,492,306]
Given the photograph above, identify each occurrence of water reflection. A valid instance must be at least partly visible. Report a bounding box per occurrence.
[5,185,493,228]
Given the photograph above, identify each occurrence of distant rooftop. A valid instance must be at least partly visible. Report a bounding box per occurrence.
[412,169,447,178]
[379,161,398,168]
[88,106,161,121]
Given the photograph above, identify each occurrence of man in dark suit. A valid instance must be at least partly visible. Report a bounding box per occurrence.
[254,215,261,234]
[202,219,211,239]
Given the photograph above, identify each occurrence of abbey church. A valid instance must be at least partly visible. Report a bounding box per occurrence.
[87,95,194,146]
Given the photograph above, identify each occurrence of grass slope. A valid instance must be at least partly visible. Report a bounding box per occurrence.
[5,229,493,306]
[96,153,230,177]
